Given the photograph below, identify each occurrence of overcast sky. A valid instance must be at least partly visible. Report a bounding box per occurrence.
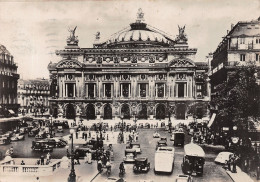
[0,0,259,79]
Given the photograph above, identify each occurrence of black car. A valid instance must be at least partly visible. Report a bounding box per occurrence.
[31,141,53,152]
[133,157,150,173]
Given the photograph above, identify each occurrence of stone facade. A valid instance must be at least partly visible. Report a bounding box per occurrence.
[48,11,210,123]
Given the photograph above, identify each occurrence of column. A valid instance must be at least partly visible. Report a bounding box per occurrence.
[86,84,88,98]
[111,84,114,98]
[176,83,178,98]
[146,83,148,98]
[155,84,158,98]
[65,83,67,97]
[81,72,84,97]
[128,84,131,98]
[73,84,76,97]
[94,84,96,97]
[184,83,187,97]
[103,84,106,97]
[138,84,140,97]
[163,83,166,97]
[120,84,123,97]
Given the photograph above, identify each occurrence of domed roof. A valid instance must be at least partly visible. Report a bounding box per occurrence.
[103,22,174,48]
[94,9,175,48]
[0,44,11,56]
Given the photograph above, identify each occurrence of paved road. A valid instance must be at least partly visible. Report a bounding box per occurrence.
[94,128,232,182]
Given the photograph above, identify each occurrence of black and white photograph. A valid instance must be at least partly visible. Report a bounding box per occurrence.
[0,0,259,181]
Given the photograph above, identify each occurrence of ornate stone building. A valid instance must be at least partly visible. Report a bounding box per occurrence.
[17,78,50,116]
[48,10,210,123]
[0,44,19,118]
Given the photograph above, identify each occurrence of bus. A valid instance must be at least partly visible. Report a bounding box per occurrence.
[154,146,175,174]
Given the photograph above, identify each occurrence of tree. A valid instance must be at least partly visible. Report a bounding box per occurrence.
[211,64,260,136]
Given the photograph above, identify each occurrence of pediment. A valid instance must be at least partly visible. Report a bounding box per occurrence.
[169,57,195,67]
[56,59,82,69]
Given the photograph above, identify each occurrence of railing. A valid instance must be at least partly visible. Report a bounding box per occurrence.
[0,159,62,176]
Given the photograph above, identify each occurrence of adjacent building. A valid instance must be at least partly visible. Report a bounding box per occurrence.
[210,17,260,95]
[48,9,210,123]
[0,44,19,118]
[17,78,50,116]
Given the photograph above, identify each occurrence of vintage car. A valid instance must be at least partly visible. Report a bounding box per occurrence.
[144,123,150,129]
[175,174,193,182]
[156,140,167,150]
[28,128,39,137]
[74,147,98,160]
[138,123,144,128]
[215,152,234,164]
[0,135,11,145]
[19,127,28,134]
[35,131,47,139]
[133,157,150,173]
[31,141,54,152]
[83,139,104,150]
[40,137,67,148]
[105,178,126,182]
[153,131,160,138]
[160,137,167,142]
[126,143,141,153]
[123,149,137,163]
[154,146,175,174]
[171,132,185,146]
[182,143,205,176]
[57,126,63,133]
[11,133,25,141]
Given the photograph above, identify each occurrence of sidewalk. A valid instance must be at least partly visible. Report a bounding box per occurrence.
[0,159,99,182]
[226,166,256,182]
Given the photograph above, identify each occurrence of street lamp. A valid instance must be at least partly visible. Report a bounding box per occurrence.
[68,129,76,182]
[50,115,53,136]
[121,114,124,142]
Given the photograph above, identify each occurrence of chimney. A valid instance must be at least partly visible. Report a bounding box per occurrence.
[231,23,234,29]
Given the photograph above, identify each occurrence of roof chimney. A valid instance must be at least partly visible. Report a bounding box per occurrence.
[231,23,234,29]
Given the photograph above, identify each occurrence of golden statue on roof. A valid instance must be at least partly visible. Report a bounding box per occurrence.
[136,8,145,23]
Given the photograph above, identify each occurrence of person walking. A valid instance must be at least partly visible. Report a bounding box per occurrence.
[46,152,51,164]
[87,151,92,164]
[40,155,44,165]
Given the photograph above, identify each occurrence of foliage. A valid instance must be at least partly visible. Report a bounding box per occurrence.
[211,64,260,133]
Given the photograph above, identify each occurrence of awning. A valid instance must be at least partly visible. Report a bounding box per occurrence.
[207,113,216,128]
[8,110,15,114]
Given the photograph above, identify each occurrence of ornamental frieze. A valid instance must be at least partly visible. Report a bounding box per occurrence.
[56,59,82,69]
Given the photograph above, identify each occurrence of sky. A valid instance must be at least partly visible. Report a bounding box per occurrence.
[0,0,259,79]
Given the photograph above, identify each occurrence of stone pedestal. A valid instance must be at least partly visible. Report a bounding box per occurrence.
[96,115,101,120]
[149,115,154,120]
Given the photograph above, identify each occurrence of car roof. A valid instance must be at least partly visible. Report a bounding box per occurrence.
[135,157,147,161]
[125,149,136,152]
[184,143,205,157]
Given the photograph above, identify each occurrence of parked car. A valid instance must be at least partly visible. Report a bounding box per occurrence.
[133,157,150,173]
[215,152,234,164]
[0,135,11,145]
[41,137,67,148]
[11,133,25,141]
[57,126,63,133]
[123,149,137,163]
[153,131,160,138]
[160,137,167,142]
[171,132,185,146]
[175,174,193,182]
[31,141,54,152]
[126,143,141,153]
[28,128,39,137]
[156,140,167,150]
[138,123,144,128]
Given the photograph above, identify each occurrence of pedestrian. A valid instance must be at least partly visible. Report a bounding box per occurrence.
[232,155,238,173]
[75,152,80,164]
[34,177,40,182]
[40,155,44,165]
[107,133,109,141]
[87,151,92,164]
[257,166,260,180]
[76,131,78,139]
[46,152,51,163]
[84,152,88,163]
[97,158,102,172]
[82,131,84,139]
[85,133,88,141]
[21,160,25,165]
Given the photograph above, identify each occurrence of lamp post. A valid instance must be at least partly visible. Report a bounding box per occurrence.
[50,115,53,136]
[121,114,124,142]
[68,129,76,182]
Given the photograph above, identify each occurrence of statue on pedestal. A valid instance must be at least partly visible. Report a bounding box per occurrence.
[67,26,79,45]
[176,25,188,43]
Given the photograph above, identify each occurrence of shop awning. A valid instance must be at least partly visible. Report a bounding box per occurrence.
[207,113,216,128]
[8,110,15,114]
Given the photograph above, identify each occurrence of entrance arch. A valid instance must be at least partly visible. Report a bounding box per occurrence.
[138,104,147,119]
[156,104,166,119]
[65,104,76,119]
[103,104,112,120]
[86,104,96,120]
[121,104,130,119]
[176,104,186,120]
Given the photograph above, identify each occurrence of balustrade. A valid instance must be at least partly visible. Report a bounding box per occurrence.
[0,159,62,176]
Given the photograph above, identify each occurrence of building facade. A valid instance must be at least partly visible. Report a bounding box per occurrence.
[0,44,19,118]
[17,78,50,116]
[48,10,210,123]
[210,17,260,94]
